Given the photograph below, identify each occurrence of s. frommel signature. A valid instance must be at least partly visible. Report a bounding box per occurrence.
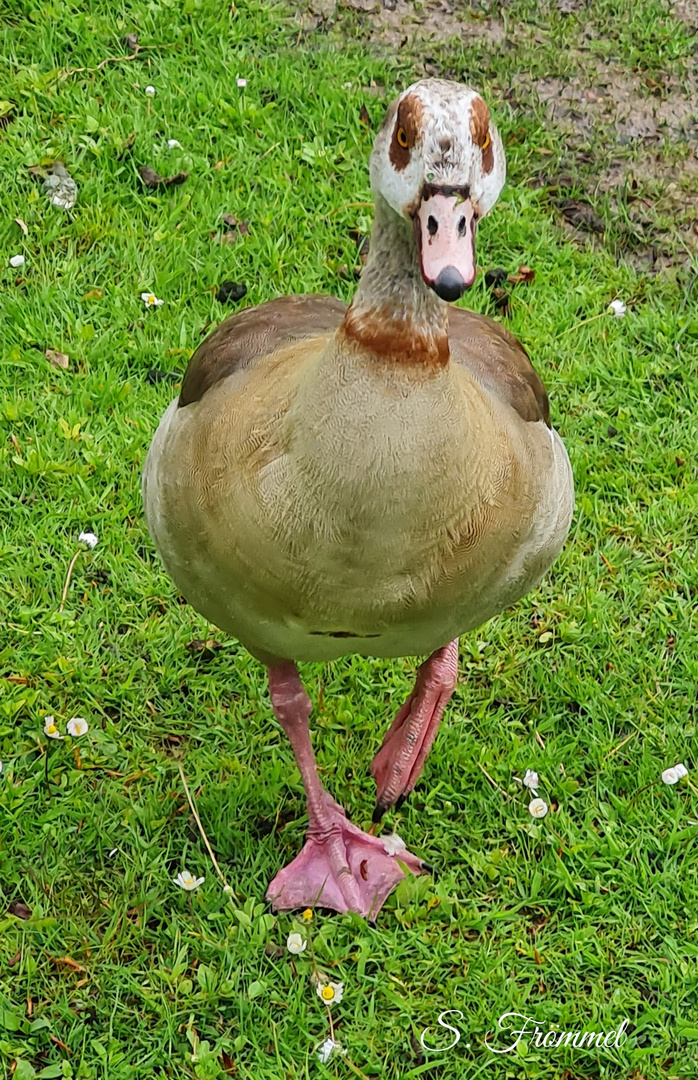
[420,1011,631,1054]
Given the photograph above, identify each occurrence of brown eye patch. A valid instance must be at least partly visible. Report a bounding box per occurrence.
[470,96,494,174]
[389,93,423,171]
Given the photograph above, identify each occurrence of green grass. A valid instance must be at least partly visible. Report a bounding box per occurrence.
[1,1,698,1078]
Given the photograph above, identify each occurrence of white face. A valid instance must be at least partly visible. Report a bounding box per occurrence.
[370,79,506,300]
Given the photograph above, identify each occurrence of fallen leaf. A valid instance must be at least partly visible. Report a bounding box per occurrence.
[186,638,222,658]
[9,901,32,920]
[359,103,371,126]
[557,198,605,233]
[49,1034,72,1054]
[264,942,286,959]
[217,281,247,304]
[83,289,102,300]
[221,1051,236,1075]
[8,949,21,967]
[46,349,70,370]
[138,166,189,189]
[27,164,47,178]
[43,162,78,210]
[50,955,86,972]
[492,286,511,316]
[508,264,535,284]
[219,214,250,240]
[122,32,139,50]
[14,217,28,237]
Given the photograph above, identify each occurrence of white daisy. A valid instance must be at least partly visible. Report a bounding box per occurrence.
[79,531,98,548]
[145,85,156,96]
[286,932,306,955]
[44,716,63,740]
[236,78,247,88]
[66,717,89,737]
[167,139,182,149]
[141,292,164,308]
[528,797,548,819]
[608,299,626,318]
[173,870,204,891]
[316,980,344,1006]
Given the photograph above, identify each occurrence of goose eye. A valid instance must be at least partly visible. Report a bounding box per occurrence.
[481,132,491,151]
[396,126,409,149]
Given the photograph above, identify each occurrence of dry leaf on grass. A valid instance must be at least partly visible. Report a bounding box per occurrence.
[138,165,189,189]
[46,349,70,370]
[186,638,222,656]
[14,217,28,236]
[9,900,32,919]
[508,264,535,284]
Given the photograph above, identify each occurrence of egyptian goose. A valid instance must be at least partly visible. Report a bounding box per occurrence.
[143,79,574,919]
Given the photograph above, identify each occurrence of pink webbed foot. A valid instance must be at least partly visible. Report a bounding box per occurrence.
[371,640,458,821]
[266,794,424,919]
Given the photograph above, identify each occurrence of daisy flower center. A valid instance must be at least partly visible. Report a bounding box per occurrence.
[321,986,335,1001]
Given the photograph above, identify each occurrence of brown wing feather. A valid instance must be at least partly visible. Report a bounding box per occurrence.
[179,294,347,407]
[448,307,550,427]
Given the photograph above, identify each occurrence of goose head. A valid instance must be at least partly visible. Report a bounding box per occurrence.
[370,79,506,301]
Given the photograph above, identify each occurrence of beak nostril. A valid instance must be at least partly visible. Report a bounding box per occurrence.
[458,216,466,236]
[427,215,438,237]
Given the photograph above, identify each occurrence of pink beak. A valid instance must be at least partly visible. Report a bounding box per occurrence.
[414,192,476,301]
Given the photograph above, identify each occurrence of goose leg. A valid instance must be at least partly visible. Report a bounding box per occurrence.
[265,662,424,918]
[371,640,458,822]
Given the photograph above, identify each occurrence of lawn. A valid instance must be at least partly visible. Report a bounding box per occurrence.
[1,1,698,1078]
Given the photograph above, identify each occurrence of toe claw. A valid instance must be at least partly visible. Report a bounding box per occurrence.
[395,793,408,810]
[372,803,387,824]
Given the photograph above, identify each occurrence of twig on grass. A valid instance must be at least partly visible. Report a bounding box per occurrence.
[59,43,176,81]
[477,762,510,800]
[556,311,608,338]
[59,550,82,611]
[177,762,239,901]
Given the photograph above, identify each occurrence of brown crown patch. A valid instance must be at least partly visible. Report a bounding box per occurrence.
[342,303,449,370]
[389,93,424,172]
